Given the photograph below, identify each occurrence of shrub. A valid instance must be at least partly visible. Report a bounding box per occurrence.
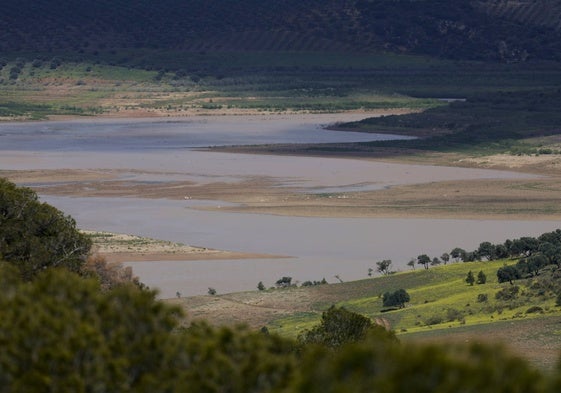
[496,286,520,301]
[477,293,488,303]
[425,315,444,326]
[525,306,544,314]
[446,308,464,322]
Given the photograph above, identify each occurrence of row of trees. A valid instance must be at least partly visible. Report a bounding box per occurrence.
[390,230,561,275]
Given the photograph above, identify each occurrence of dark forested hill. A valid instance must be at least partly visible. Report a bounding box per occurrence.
[1,0,561,62]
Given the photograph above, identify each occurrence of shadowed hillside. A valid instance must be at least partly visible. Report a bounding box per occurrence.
[2,0,561,63]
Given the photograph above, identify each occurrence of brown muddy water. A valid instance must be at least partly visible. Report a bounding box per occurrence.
[1,115,558,297]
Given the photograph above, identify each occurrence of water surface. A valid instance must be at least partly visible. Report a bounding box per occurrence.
[2,115,556,297]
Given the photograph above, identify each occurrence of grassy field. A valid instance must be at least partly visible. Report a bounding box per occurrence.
[268,260,559,336]
[182,259,561,370]
[260,260,561,369]
[2,52,561,120]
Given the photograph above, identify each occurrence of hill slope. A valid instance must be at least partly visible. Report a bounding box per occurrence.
[2,0,561,62]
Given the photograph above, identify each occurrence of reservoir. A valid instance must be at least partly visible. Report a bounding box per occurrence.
[1,114,558,297]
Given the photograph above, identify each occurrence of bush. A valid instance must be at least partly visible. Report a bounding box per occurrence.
[525,306,544,314]
[446,308,464,322]
[477,293,488,303]
[496,286,520,301]
[298,306,394,348]
[382,289,410,308]
[0,178,91,280]
[425,315,444,326]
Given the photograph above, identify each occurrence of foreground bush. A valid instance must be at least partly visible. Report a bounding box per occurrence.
[0,267,553,392]
[0,178,91,280]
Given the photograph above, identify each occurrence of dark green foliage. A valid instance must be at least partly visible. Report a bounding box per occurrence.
[477,270,487,284]
[292,339,544,393]
[477,293,489,303]
[301,279,327,287]
[497,265,522,285]
[518,254,549,277]
[0,265,297,392]
[2,0,561,62]
[478,241,497,261]
[417,254,431,269]
[276,276,293,288]
[496,285,520,301]
[383,289,410,309]
[298,305,393,348]
[180,322,297,393]
[257,281,265,290]
[466,270,475,286]
[450,247,466,262]
[346,89,561,151]
[526,306,544,314]
[0,269,548,391]
[376,259,393,275]
[0,266,183,392]
[0,178,91,280]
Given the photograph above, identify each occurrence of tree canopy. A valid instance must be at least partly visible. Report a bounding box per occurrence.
[383,289,411,309]
[298,305,394,348]
[0,178,91,280]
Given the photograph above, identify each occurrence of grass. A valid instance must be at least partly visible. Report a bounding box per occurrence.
[2,52,561,120]
[269,260,560,338]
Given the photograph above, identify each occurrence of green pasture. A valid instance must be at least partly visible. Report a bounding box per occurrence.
[269,260,561,339]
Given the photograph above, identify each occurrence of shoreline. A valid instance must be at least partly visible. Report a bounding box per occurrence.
[3,111,561,266]
[86,231,288,263]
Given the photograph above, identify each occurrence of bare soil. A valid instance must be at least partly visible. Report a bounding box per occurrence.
[86,231,279,263]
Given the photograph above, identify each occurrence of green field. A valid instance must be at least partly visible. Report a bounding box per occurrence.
[264,259,561,370]
[2,53,561,120]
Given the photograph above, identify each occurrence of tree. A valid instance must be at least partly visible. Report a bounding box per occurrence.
[0,178,91,280]
[497,265,521,284]
[368,267,373,277]
[431,257,441,266]
[376,259,392,275]
[383,289,410,308]
[477,270,487,284]
[0,266,186,392]
[298,306,392,348]
[257,281,265,291]
[450,247,466,262]
[276,276,292,288]
[510,237,540,257]
[465,270,475,286]
[407,258,416,270]
[477,241,496,261]
[440,252,450,265]
[417,254,431,269]
[538,242,561,266]
[517,254,547,277]
[208,287,217,295]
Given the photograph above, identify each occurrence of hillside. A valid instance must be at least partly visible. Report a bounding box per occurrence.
[2,0,561,65]
[178,258,561,370]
